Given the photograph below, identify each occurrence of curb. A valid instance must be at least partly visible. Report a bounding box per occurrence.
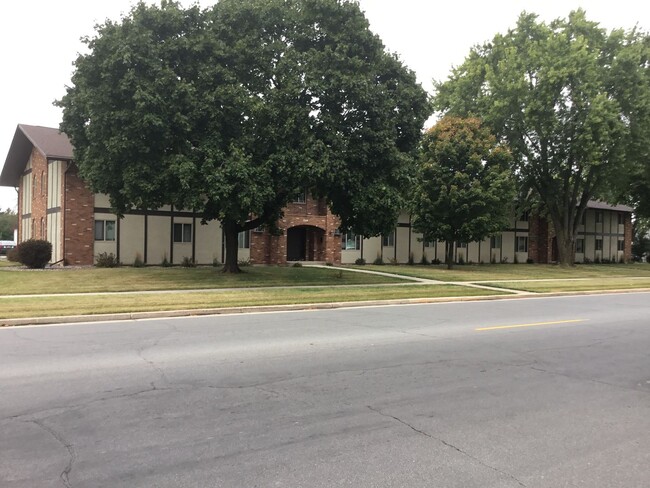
[1,288,649,328]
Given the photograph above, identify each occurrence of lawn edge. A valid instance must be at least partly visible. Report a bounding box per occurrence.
[1,288,648,328]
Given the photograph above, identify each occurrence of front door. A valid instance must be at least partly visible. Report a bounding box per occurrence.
[287,227,307,261]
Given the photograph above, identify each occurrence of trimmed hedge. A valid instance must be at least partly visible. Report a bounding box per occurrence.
[13,239,52,268]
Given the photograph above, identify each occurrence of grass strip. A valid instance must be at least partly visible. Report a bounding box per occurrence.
[0,266,402,296]
[0,285,506,319]
[352,264,650,282]
[482,278,650,293]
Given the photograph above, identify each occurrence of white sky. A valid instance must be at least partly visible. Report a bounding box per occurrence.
[1,0,648,211]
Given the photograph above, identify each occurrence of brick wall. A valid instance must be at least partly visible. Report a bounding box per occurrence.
[63,163,95,265]
[30,148,48,240]
[527,215,550,263]
[624,213,633,263]
[249,196,342,264]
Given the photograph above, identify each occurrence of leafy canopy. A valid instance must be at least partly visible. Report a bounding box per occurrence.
[434,10,650,264]
[412,116,515,267]
[57,0,430,239]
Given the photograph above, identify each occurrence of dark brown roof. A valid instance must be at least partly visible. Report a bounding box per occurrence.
[0,124,73,187]
[587,200,633,213]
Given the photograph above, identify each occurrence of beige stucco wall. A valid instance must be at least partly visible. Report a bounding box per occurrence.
[120,214,145,265]
[194,220,222,264]
[147,216,171,264]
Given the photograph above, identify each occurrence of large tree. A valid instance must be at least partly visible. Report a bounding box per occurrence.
[434,10,650,265]
[58,0,430,272]
[412,116,515,269]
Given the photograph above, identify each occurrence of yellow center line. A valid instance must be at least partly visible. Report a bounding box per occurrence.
[476,319,588,331]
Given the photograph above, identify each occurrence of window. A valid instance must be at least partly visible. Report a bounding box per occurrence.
[41,171,46,196]
[617,239,625,251]
[618,213,625,225]
[595,238,603,251]
[576,238,585,253]
[595,211,604,224]
[382,231,395,247]
[490,235,502,249]
[457,242,467,249]
[95,220,116,241]
[238,230,250,249]
[341,231,361,250]
[424,240,436,248]
[294,190,306,204]
[519,210,529,222]
[253,225,264,233]
[173,223,192,243]
[40,218,45,238]
[516,236,528,253]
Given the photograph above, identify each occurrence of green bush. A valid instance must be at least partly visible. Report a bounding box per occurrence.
[6,247,20,263]
[133,253,145,267]
[373,255,384,265]
[420,255,429,265]
[161,255,172,267]
[292,261,302,267]
[212,257,221,267]
[96,252,120,268]
[355,257,366,265]
[181,256,196,268]
[13,239,52,268]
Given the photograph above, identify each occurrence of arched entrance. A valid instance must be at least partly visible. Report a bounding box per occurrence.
[287,225,326,261]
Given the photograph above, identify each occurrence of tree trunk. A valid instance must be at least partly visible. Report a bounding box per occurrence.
[553,224,576,267]
[446,241,454,270]
[222,220,242,273]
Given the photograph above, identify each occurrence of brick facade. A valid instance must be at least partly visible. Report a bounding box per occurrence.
[528,215,550,264]
[249,196,342,264]
[63,163,95,265]
[30,148,48,240]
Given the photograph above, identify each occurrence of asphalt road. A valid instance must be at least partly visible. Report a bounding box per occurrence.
[1,293,649,487]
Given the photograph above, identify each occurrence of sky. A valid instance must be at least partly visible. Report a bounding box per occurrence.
[1,0,649,211]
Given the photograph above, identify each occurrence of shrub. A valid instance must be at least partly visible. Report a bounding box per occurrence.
[407,252,414,265]
[457,255,465,265]
[373,255,384,265]
[212,257,221,267]
[133,253,145,267]
[420,254,429,265]
[501,257,509,264]
[583,257,592,264]
[96,252,120,268]
[238,258,251,266]
[6,247,20,263]
[13,239,52,268]
[161,255,172,267]
[181,256,196,268]
[355,257,366,265]
[526,258,534,264]
[387,257,398,265]
[292,261,302,267]
[431,258,441,265]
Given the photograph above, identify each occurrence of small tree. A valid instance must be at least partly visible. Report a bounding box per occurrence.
[0,208,17,241]
[412,117,515,269]
[632,217,650,261]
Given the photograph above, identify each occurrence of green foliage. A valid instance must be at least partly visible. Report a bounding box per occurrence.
[0,209,17,241]
[6,247,19,263]
[12,239,52,269]
[181,256,196,268]
[292,262,302,267]
[411,117,515,269]
[373,255,384,265]
[96,252,120,268]
[212,257,221,267]
[434,10,650,265]
[57,0,430,272]
[133,253,145,268]
[355,257,366,265]
[161,255,171,267]
[419,254,429,265]
[632,218,650,261]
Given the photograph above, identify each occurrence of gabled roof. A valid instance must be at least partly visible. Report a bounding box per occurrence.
[587,200,633,213]
[0,124,73,187]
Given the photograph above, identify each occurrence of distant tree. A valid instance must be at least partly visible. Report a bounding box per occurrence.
[412,117,515,269]
[434,10,650,266]
[0,208,17,240]
[57,0,430,272]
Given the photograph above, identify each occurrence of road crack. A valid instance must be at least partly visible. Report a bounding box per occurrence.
[367,406,526,487]
[28,419,76,488]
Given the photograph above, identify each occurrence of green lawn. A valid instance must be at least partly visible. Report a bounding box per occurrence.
[0,284,505,320]
[0,265,405,296]
[352,263,650,282]
[483,277,650,293]
[0,259,19,268]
